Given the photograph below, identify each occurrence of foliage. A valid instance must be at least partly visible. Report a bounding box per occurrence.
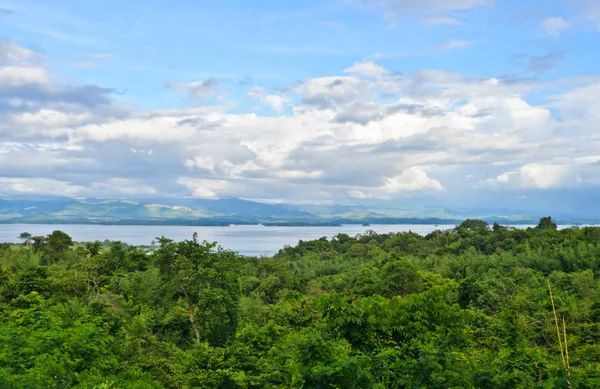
[0,220,599,388]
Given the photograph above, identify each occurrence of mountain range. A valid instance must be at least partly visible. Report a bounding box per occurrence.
[1,195,597,226]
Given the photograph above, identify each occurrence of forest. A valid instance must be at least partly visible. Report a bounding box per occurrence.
[0,217,599,388]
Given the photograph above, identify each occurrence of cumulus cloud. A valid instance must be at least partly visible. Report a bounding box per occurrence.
[177,178,232,199]
[548,82,600,130]
[0,39,45,66]
[293,76,374,109]
[166,77,221,103]
[384,167,444,192]
[333,101,445,125]
[0,66,49,87]
[495,164,569,189]
[1,41,600,206]
[493,157,600,189]
[246,86,289,112]
[0,45,129,145]
[185,156,217,172]
[344,61,389,79]
[543,17,570,36]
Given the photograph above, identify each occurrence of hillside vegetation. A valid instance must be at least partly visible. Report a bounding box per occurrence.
[1,196,576,225]
[1,217,599,388]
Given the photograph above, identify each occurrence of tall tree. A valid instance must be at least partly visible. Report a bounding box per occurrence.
[154,233,242,346]
[537,216,558,230]
[46,230,74,254]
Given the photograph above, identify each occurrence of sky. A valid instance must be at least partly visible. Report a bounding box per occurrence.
[0,0,599,216]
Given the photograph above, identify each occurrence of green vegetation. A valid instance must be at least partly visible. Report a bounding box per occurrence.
[4,195,600,226]
[1,217,599,388]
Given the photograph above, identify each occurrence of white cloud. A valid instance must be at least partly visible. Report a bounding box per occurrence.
[276,170,324,179]
[12,109,92,128]
[166,77,220,103]
[574,155,600,165]
[384,166,444,192]
[264,94,288,112]
[293,75,373,108]
[185,156,216,171]
[247,87,289,112]
[0,40,45,66]
[542,17,569,36]
[494,157,600,189]
[344,61,389,79]
[548,83,600,132]
[0,177,157,197]
[177,178,231,199]
[496,163,567,189]
[71,115,199,143]
[0,177,83,196]
[0,66,49,87]
[1,40,600,206]
[247,86,265,100]
[518,163,568,188]
[348,190,370,199]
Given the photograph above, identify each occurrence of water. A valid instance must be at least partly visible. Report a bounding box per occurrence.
[1,224,452,256]
[0,223,584,256]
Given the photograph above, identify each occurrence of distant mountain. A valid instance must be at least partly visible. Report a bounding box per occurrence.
[0,196,309,224]
[0,195,596,225]
[171,198,311,218]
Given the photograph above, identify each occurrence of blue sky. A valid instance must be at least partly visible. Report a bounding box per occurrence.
[4,0,597,109]
[1,0,600,216]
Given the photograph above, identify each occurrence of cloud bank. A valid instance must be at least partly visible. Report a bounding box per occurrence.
[1,40,600,209]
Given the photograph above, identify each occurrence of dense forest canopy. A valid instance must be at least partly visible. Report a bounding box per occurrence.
[1,217,599,388]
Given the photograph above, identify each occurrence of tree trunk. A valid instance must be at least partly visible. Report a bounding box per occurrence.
[188,304,201,343]
[534,363,542,382]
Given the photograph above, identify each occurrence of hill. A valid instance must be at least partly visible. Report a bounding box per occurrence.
[0,195,597,225]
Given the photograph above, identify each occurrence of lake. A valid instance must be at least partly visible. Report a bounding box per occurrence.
[0,223,577,256]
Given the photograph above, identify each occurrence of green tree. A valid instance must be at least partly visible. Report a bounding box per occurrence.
[85,241,102,257]
[537,216,557,230]
[27,236,46,252]
[46,230,74,254]
[492,222,507,232]
[1,216,599,387]
[457,219,490,233]
[39,230,74,264]
[154,234,242,346]
[380,258,424,297]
